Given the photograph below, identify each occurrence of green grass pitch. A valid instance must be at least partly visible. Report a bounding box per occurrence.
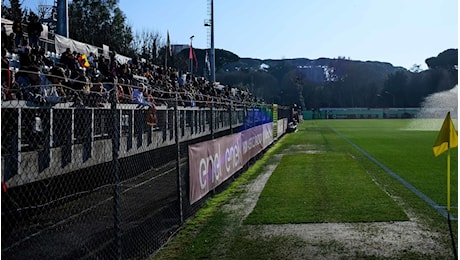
[245,119,458,224]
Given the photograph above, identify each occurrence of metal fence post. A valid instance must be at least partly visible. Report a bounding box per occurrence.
[174,92,184,224]
[111,80,122,260]
[210,97,214,139]
[229,101,233,134]
[252,104,255,127]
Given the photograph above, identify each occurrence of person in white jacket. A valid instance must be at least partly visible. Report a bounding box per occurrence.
[39,66,66,104]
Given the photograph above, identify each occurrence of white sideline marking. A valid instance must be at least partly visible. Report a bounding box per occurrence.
[328,125,457,221]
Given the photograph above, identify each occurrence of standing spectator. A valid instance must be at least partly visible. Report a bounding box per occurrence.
[18,45,33,67]
[2,48,12,100]
[27,15,43,49]
[1,23,8,50]
[12,17,23,49]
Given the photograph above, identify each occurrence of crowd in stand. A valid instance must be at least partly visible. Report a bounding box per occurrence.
[1,22,260,110]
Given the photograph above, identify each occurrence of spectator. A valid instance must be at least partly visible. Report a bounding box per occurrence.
[87,52,96,67]
[133,84,153,108]
[40,66,66,104]
[18,41,33,67]
[12,17,23,49]
[15,65,42,103]
[1,23,8,50]
[27,15,43,49]
[67,73,90,106]
[60,48,76,71]
[1,48,12,100]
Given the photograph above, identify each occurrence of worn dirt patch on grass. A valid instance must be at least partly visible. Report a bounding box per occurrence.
[221,149,452,259]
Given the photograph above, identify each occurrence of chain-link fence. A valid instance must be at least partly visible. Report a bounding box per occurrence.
[1,76,290,259]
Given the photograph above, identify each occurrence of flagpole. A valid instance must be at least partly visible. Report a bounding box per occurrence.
[165,48,167,69]
[447,144,457,259]
[190,35,194,75]
[166,30,171,69]
[447,145,451,212]
[433,111,457,258]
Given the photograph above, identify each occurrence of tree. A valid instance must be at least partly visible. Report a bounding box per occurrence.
[382,70,408,107]
[425,49,458,70]
[68,0,133,55]
[2,0,23,20]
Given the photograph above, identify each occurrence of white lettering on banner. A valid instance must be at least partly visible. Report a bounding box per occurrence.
[212,144,222,183]
[198,147,222,190]
[190,124,274,204]
[197,142,243,191]
[199,158,207,189]
[242,133,264,155]
[225,144,241,172]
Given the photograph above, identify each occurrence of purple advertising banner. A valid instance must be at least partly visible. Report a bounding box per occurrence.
[189,123,274,204]
[241,122,273,162]
[189,133,243,204]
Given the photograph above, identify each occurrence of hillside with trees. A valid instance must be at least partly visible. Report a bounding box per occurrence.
[214,49,458,109]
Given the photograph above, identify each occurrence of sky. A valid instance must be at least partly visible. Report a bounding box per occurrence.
[17,0,459,70]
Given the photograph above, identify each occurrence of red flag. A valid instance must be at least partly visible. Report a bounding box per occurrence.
[193,48,198,72]
[189,43,193,60]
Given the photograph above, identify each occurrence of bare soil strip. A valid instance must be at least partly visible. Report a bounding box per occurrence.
[221,148,452,259]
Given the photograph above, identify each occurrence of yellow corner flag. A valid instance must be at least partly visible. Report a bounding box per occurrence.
[432,112,458,157]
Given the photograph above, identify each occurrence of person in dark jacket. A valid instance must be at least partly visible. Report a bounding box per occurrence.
[12,17,23,48]
[27,15,43,49]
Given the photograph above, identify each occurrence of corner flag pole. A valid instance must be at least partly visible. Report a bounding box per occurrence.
[432,111,458,212]
[432,111,457,258]
[447,144,457,258]
[447,144,451,212]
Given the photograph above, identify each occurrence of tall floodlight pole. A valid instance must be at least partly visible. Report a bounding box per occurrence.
[56,0,69,37]
[210,0,216,83]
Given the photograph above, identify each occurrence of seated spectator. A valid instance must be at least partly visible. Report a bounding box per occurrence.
[93,82,109,105]
[63,72,88,106]
[15,65,43,103]
[87,52,96,67]
[119,79,133,103]
[60,48,76,70]
[116,83,124,103]
[40,48,55,67]
[39,66,66,104]
[132,84,158,127]
[133,84,153,108]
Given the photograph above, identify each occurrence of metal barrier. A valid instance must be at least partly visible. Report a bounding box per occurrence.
[1,84,288,259]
